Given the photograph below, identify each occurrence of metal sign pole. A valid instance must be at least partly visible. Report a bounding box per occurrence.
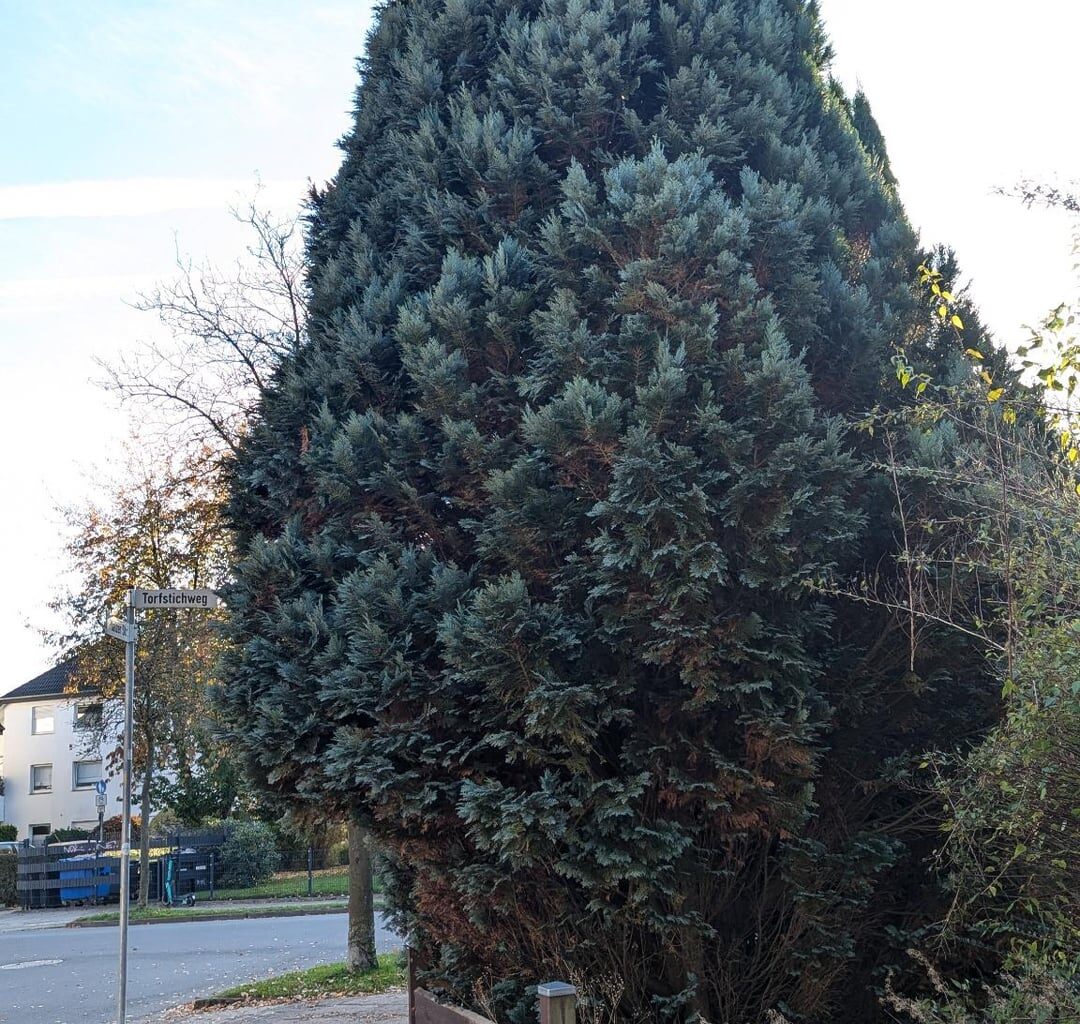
[101,586,218,1024]
[117,590,136,1024]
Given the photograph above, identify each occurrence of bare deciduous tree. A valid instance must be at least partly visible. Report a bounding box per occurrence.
[101,202,306,459]
[99,200,377,967]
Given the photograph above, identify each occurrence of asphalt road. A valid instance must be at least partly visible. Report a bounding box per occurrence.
[0,912,402,1024]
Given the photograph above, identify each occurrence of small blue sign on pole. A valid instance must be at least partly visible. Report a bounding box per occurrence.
[95,780,107,796]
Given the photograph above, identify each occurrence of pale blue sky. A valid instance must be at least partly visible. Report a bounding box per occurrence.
[1,1,1077,691]
[0,1,370,691]
[0,2,365,183]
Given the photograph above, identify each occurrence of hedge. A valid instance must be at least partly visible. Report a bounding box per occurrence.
[0,853,16,906]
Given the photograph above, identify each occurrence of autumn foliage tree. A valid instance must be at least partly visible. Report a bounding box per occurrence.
[51,447,230,906]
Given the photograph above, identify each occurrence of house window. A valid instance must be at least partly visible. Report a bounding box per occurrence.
[29,824,51,842]
[31,706,55,735]
[30,764,53,793]
[74,703,103,731]
[73,760,102,789]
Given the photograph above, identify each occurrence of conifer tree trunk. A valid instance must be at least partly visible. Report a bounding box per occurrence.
[346,822,377,972]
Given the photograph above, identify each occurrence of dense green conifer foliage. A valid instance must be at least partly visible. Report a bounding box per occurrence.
[220,2,992,1019]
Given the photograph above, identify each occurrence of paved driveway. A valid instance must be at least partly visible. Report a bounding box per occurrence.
[0,911,401,1024]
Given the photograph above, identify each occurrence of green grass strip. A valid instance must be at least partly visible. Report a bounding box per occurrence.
[209,871,350,901]
[214,955,405,1000]
[207,868,385,901]
[71,901,345,925]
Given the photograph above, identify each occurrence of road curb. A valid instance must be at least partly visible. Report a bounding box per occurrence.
[67,905,348,928]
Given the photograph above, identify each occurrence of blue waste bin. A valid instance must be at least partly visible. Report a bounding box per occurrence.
[58,854,113,903]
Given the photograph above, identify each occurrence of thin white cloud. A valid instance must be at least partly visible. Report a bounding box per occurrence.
[0,177,307,221]
[0,273,160,316]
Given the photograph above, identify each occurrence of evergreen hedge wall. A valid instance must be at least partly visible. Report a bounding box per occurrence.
[0,854,16,907]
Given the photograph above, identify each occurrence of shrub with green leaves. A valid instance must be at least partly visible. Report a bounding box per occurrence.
[217,820,281,890]
[220,1,993,1020]
[941,625,1080,955]
[0,853,16,906]
[0,823,16,842]
[884,950,1078,1024]
[330,841,349,868]
[853,269,1080,1019]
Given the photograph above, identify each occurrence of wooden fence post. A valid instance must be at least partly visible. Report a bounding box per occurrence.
[537,982,576,1024]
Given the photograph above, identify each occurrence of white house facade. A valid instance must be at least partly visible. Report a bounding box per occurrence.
[0,661,118,842]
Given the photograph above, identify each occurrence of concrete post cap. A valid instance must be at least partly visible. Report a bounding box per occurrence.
[537,982,577,998]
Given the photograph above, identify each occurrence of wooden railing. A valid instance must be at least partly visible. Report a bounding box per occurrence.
[407,950,577,1024]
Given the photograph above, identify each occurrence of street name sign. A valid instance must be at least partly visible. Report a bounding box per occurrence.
[132,588,221,609]
[104,618,137,643]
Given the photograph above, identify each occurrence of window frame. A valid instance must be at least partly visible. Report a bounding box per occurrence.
[30,763,53,794]
[73,702,103,732]
[31,706,55,735]
[72,759,102,790]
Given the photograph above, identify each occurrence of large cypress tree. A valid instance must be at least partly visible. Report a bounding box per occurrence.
[221,2,991,1020]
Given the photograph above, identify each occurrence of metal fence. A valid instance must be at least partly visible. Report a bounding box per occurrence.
[206,842,349,900]
[14,833,349,908]
[16,840,132,909]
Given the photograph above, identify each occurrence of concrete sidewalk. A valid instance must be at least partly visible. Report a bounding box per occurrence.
[0,906,88,932]
[144,991,408,1023]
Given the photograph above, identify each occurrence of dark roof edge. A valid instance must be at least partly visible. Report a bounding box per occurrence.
[0,688,103,705]
[1,658,102,705]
